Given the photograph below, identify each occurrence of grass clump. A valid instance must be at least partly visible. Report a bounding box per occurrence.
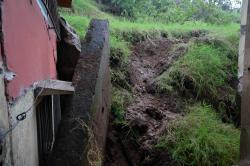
[156,42,236,101]
[156,103,240,166]
[60,14,90,38]
[110,37,132,90]
[60,0,112,18]
[111,28,166,44]
[111,88,139,139]
[110,37,131,66]
[111,88,132,123]
[155,42,239,123]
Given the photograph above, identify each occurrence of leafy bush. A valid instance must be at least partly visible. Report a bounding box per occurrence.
[104,0,240,24]
[156,103,240,166]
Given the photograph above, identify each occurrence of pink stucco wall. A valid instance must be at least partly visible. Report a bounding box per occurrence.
[2,0,57,99]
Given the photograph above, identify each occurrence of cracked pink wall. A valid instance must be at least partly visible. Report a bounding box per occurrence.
[2,0,57,99]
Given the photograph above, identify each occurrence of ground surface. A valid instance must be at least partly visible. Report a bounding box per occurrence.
[105,38,189,166]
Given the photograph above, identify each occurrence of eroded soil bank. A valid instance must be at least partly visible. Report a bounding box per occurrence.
[105,38,189,166]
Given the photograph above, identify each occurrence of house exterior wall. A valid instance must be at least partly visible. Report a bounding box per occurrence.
[0,0,59,165]
[2,0,57,99]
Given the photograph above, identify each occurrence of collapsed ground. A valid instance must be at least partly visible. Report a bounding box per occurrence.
[105,38,186,166]
[106,32,240,166]
[60,0,241,165]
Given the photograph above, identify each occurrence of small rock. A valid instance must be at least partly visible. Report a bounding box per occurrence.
[146,82,157,94]
[145,107,164,120]
[130,118,148,135]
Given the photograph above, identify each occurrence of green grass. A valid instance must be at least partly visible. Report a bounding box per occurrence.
[110,36,132,89]
[156,42,236,104]
[60,0,240,42]
[156,103,240,166]
[111,88,139,139]
[157,43,226,92]
[60,0,112,18]
[60,1,241,165]
[111,87,132,123]
[61,14,90,37]
[63,14,240,42]
[154,40,239,123]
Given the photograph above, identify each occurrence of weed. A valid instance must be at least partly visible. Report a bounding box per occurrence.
[110,88,139,139]
[60,1,241,165]
[157,43,229,94]
[75,118,102,166]
[155,42,238,122]
[110,37,132,90]
[156,103,240,166]
[60,3,240,43]
[111,88,132,123]
[60,14,90,38]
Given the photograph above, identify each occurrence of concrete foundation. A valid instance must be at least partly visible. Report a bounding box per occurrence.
[0,68,39,166]
[9,90,39,166]
[0,61,11,166]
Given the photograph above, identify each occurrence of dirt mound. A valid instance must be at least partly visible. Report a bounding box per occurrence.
[130,39,187,91]
[105,38,188,165]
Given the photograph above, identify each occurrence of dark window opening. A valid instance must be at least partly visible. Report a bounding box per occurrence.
[36,95,61,166]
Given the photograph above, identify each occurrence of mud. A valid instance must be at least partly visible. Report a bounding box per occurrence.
[105,38,188,166]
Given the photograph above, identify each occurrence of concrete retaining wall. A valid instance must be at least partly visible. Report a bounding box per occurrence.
[240,0,250,165]
[50,19,111,166]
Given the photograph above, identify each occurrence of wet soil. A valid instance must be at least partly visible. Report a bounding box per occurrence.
[105,38,188,166]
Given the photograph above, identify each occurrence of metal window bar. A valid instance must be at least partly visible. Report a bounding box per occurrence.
[36,95,61,165]
[42,0,61,40]
[37,96,53,166]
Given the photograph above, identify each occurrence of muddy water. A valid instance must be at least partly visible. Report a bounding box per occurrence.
[105,38,188,166]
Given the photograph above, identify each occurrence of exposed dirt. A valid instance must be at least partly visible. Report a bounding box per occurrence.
[105,38,189,166]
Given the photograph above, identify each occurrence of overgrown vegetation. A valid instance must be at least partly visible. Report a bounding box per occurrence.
[156,103,240,166]
[110,37,131,90]
[60,0,240,38]
[110,88,139,140]
[60,0,241,165]
[156,43,230,94]
[111,87,132,123]
[155,41,239,123]
[102,0,240,24]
